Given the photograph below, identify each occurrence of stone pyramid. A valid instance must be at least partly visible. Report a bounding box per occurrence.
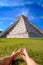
[0,15,43,38]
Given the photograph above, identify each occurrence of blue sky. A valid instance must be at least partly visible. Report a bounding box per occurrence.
[0,0,43,31]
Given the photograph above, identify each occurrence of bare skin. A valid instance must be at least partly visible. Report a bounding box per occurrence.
[0,48,38,65]
[0,49,21,65]
[20,48,38,65]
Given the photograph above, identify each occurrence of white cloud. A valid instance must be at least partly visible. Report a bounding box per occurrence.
[0,16,42,23]
[41,4,43,7]
[18,2,33,6]
[28,15,43,20]
[10,22,13,25]
[0,0,43,7]
[0,1,34,6]
[0,22,3,24]
[25,2,34,4]
[0,17,14,20]
[39,16,43,19]
[0,28,3,31]
[21,9,29,16]
[29,16,35,20]
[0,2,9,6]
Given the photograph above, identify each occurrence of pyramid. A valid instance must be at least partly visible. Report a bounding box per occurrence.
[0,15,43,38]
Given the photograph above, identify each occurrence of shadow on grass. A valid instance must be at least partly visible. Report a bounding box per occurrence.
[0,41,6,43]
[12,59,24,65]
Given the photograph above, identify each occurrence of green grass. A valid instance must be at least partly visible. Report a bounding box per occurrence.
[0,38,43,65]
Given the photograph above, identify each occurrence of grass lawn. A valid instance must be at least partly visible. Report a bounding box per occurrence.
[0,38,43,65]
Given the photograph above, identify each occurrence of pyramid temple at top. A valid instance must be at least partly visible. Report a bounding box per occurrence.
[0,15,43,38]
